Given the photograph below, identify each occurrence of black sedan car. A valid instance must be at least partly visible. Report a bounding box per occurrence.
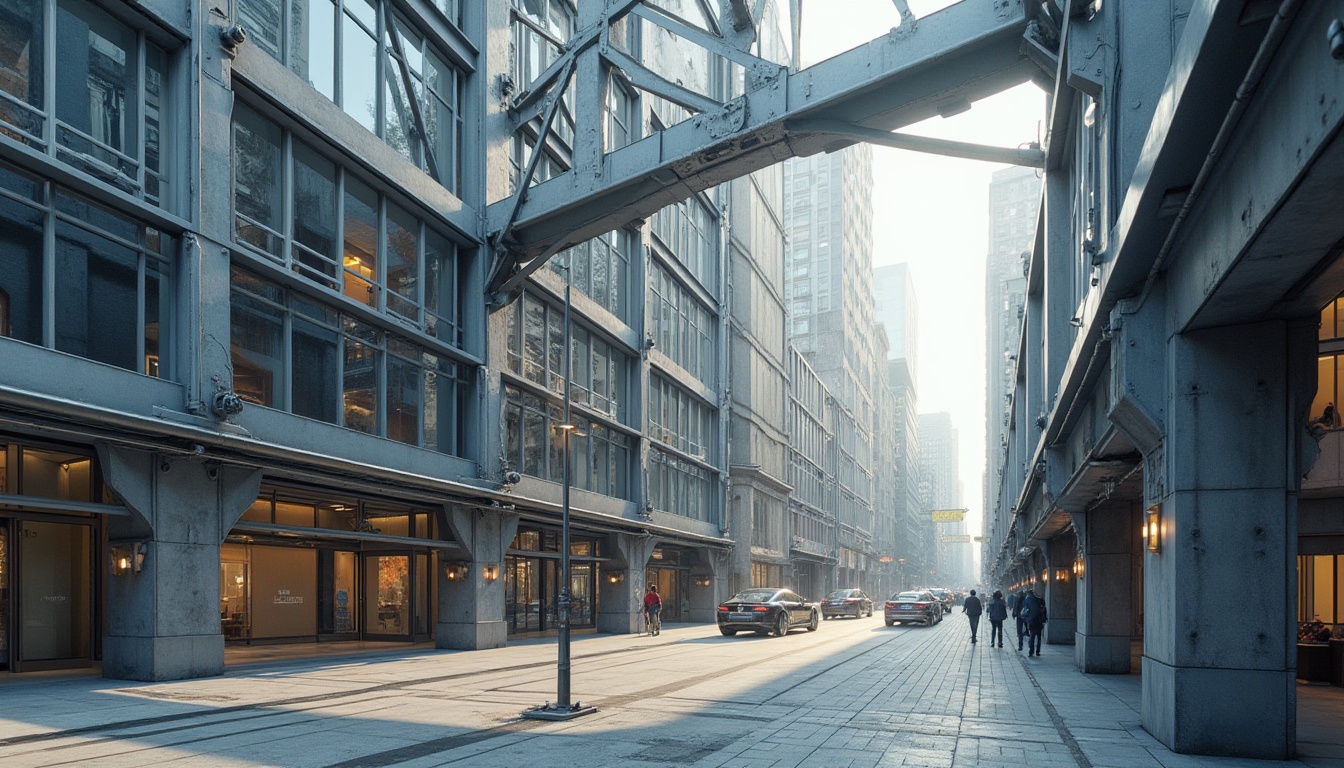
[884,590,943,626]
[820,588,874,619]
[717,588,820,637]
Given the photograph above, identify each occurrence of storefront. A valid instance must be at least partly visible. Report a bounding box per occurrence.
[221,485,454,643]
[645,546,692,622]
[504,525,601,636]
[0,438,104,673]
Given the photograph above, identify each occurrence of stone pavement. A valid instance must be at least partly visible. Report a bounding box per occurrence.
[0,618,1339,768]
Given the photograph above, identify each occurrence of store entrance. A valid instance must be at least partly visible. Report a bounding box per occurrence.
[13,520,93,672]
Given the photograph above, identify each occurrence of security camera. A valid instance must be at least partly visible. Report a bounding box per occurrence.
[503,470,522,486]
[1330,19,1344,60]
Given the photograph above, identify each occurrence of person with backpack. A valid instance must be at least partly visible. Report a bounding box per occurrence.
[1019,587,1048,656]
[986,590,1008,648]
[1009,590,1026,651]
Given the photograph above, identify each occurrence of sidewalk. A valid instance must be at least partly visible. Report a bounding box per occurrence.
[0,622,1339,768]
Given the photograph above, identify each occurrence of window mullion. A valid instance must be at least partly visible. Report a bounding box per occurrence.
[42,183,55,349]
[136,251,146,373]
[136,32,147,192]
[43,0,56,153]
[281,296,294,412]
[282,130,295,270]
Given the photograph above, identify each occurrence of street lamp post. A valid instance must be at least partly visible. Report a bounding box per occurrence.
[523,263,596,721]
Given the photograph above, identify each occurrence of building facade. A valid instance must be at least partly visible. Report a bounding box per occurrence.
[918,412,964,585]
[981,166,1035,581]
[983,1,1344,758]
[0,0,812,679]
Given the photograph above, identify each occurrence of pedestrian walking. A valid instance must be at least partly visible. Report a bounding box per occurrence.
[962,589,983,644]
[1010,590,1027,651]
[643,584,662,636]
[986,589,1008,648]
[1019,588,1048,656]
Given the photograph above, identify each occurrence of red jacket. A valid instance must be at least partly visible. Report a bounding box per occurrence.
[643,591,662,609]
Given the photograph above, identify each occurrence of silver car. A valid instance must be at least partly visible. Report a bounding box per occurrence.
[884,590,944,626]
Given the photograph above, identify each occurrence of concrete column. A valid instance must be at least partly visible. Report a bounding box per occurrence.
[438,508,518,649]
[1044,533,1077,644]
[1140,320,1308,758]
[1075,501,1137,672]
[99,446,262,681]
[597,533,658,634]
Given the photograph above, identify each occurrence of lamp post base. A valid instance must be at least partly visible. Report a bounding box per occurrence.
[521,702,599,721]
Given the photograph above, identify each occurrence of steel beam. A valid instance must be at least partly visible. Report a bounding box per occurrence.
[486,0,1033,300]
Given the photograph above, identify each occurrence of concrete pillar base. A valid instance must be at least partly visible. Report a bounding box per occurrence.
[1075,633,1131,673]
[102,634,225,682]
[437,620,507,650]
[1142,657,1294,759]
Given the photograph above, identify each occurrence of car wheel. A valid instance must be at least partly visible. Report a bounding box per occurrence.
[807,611,819,631]
[775,613,789,637]
[885,620,894,627]
[854,607,862,619]
[720,628,737,636]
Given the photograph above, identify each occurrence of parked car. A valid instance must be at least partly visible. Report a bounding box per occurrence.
[820,588,874,619]
[717,588,820,637]
[884,590,943,626]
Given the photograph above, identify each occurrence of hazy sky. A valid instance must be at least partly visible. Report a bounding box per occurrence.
[796,0,1048,570]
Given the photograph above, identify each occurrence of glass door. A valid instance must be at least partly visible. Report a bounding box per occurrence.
[363,554,410,638]
[16,521,92,671]
[319,550,358,637]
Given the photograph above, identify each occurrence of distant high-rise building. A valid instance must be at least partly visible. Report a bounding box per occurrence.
[784,145,878,589]
[919,412,964,584]
[874,263,926,586]
[982,166,1037,579]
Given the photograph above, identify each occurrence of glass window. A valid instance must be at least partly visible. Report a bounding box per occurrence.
[240,0,465,190]
[229,267,468,454]
[0,0,169,206]
[0,162,171,375]
[230,104,464,339]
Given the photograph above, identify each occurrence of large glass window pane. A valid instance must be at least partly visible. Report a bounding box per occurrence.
[55,0,139,174]
[0,194,44,344]
[343,321,378,433]
[387,345,419,445]
[0,0,45,141]
[340,8,378,133]
[292,315,340,423]
[297,0,337,100]
[230,291,284,407]
[233,105,284,257]
[424,354,456,454]
[238,0,283,59]
[424,230,456,343]
[522,296,545,383]
[143,45,166,205]
[342,177,378,306]
[385,203,418,319]
[292,141,339,286]
[54,221,139,371]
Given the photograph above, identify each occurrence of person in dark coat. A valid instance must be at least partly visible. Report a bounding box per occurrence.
[962,589,983,644]
[986,590,1008,648]
[1019,588,1048,656]
[1009,590,1027,651]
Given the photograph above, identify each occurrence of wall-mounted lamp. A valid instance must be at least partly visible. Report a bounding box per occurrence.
[1072,559,1085,579]
[1041,568,1049,583]
[110,542,147,576]
[1054,568,1070,583]
[444,562,470,581]
[482,564,500,582]
[694,575,712,587]
[1145,505,1161,552]
[606,570,626,585]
